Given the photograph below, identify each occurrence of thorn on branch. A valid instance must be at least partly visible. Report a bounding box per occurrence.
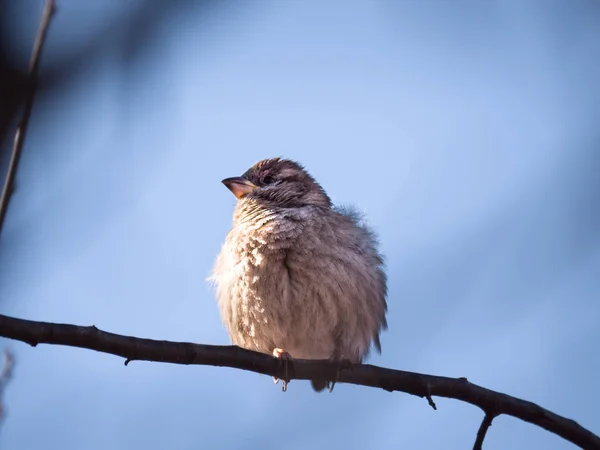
[124,359,132,366]
[378,378,394,392]
[473,413,496,450]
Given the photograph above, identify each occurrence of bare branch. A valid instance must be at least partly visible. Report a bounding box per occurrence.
[0,0,56,235]
[473,414,496,450]
[0,314,598,449]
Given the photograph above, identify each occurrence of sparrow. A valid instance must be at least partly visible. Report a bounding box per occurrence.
[210,158,387,392]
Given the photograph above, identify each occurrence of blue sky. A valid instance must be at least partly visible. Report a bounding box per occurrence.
[1,1,599,449]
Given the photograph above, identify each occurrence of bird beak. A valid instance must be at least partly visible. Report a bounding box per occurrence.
[222,177,257,199]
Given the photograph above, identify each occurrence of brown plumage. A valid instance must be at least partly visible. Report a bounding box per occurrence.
[210,158,387,391]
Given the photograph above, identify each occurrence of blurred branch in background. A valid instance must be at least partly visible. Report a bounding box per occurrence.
[0,0,56,236]
[0,0,215,203]
[0,313,598,450]
[0,350,15,432]
[0,0,55,438]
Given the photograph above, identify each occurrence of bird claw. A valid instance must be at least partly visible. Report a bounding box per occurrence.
[328,356,352,393]
[272,376,288,392]
[272,348,291,392]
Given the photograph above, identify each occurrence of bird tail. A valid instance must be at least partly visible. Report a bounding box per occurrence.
[311,380,328,392]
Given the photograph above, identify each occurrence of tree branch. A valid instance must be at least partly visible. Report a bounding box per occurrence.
[473,414,496,450]
[0,0,56,235]
[0,314,598,449]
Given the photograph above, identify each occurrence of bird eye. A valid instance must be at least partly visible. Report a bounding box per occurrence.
[262,175,275,185]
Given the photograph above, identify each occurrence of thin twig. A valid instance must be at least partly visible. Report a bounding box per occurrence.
[0,350,15,429]
[425,383,437,410]
[0,313,598,449]
[0,0,56,235]
[473,414,495,450]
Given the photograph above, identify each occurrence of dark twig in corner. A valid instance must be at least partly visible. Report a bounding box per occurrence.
[473,414,496,450]
[0,314,598,449]
[0,0,56,235]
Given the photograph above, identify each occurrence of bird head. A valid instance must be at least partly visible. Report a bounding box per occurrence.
[222,158,332,209]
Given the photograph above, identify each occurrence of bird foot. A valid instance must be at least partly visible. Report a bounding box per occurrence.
[271,347,292,392]
[327,356,353,393]
[272,348,291,359]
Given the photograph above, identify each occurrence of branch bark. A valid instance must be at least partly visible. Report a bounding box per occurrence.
[0,0,56,235]
[0,314,598,449]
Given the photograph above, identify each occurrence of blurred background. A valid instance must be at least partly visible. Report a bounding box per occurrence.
[1,0,599,449]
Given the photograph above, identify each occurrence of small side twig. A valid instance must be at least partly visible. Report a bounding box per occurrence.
[0,0,56,235]
[425,383,437,410]
[473,413,496,450]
